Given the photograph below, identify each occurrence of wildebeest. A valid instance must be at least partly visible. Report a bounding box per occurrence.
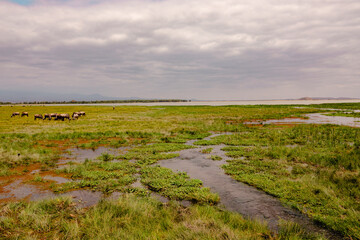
[34,114,43,120]
[50,113,57,118]
[55,113,70,121]
[11,112,20,117]
[72,113,79,120]
[43,114,51,120]
[72,111,85,117]
[21,112,29,117]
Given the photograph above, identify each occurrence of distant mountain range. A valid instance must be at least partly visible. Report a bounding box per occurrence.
[0,90,141,103]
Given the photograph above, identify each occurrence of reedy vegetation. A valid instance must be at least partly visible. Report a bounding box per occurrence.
[0,195,323,240]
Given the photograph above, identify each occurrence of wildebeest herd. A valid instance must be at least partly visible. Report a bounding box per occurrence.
[11,111,85,121]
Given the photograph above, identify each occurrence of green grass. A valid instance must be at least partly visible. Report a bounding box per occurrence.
[141,166,220,204]
[325,111,360,118]
[210,155,222,161]
[221,124,360,238]
[0,195,324,240]
[201,147,213,154]
[54,160,138,194]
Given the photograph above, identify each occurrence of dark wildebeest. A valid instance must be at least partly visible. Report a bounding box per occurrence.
[43,114,51,120]
[56,113,70,121]
[21,112,29,117]
[34,114,43,120]
[11,112,20,117]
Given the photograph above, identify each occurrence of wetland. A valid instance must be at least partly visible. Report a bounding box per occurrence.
[1,103,360,239]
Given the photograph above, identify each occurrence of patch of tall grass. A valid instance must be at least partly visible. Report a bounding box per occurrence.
[0,195,323,239]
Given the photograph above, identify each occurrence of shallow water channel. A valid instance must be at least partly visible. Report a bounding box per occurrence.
[159,134,342,239]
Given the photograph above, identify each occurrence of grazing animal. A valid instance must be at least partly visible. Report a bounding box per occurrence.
[79,111,86,116]
[50,113,57,118]
[72,113,79,119]
[56,113,70,121]
[43,114,51,120]
[34,114,43,120]
[72,112,80,117]
[11,112,20,117]
[21,112,29,117]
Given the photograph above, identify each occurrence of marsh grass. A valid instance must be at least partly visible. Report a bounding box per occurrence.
[0,195,275,240]
[0,195,327,240]
[221,124,360,238]
[210,155,222,161]
[141,166,220,204]
[201,147,213,154]
[54,160,138,194]
[117,143,192,165]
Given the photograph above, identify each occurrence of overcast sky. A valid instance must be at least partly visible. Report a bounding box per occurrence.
[1,0,359,100]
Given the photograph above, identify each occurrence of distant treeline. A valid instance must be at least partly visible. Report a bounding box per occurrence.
[0,99,190,105]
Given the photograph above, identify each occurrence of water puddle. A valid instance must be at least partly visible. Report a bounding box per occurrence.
[159,134,342,239]
[62,190,103,208]
[60,146,128,164]
[0,180,55,201]
[0,179,103,208]
[245,113,360,128]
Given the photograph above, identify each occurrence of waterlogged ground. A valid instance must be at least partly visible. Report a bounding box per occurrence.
[1,104,360,239]
[159,134,342,239]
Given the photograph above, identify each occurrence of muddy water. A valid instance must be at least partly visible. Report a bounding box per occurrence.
[0,180,55,201]
[60,146,128,164]
[159,135,342,239]
[0,179,101,208]
[245,112,360,128]
[0,146,128,206]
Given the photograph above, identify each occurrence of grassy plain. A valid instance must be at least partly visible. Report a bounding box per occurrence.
[0,104,358,239]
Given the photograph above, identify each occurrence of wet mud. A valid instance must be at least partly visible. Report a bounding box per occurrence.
[0,179,102,208]
[0,146,128,206]
[159,134,342,239]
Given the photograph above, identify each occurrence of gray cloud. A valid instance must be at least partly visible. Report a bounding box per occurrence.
[0,0,360,100]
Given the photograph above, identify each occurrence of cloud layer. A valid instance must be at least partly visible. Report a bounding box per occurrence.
[1,0,360,100]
